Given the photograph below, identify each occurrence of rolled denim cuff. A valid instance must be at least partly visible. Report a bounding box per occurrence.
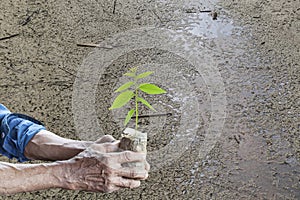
[0,104,45,162]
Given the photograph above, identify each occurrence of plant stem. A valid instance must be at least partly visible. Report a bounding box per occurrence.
[135,88,139,131]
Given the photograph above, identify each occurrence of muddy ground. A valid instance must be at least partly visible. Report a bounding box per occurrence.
[0,0,299,199]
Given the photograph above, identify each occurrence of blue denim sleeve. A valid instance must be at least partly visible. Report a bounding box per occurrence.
[0,104,46,162]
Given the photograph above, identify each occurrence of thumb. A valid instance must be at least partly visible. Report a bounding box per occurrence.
[95,135,116,144]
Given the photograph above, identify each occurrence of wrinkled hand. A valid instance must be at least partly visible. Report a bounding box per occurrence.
[95,135,116,144]
[61,139,150,193]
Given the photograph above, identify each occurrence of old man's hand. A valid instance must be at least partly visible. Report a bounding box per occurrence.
[58,140,149,193]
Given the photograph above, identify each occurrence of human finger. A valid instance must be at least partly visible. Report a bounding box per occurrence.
[89,141,120,153]
[114,151,146,164]
[101,184,120,193]
[145,160,150,171]
[102,141,121,153]
[95,135,116,144]
[112,177,141,189]
[117,167,148,179]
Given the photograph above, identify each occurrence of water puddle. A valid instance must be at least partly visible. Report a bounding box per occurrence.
[179,12,236,39]
[158,0,300,198]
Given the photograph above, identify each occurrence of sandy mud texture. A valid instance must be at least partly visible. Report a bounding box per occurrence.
[0,0,299,199]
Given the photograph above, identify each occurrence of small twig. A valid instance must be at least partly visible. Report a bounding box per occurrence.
[0,33,19,41]
[56,66,77,77]
[19,10,39,26]
[118,113,172,119]
[233,135,240,144]
[77,43,100,47]
[76,43,114,49]
[199,10,212,13]
[151,10,163,24]
[264,160,286,165]
[113,0,117,14]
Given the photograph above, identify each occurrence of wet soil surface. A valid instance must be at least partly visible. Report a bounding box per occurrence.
[0,0,299,199]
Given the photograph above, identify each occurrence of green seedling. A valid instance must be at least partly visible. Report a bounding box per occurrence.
[109,67,166,131]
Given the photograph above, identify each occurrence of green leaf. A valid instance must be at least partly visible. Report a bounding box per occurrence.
[129,67,138,73]
[124,72,135,77]
[136,71,153,79]
[124,109,135,126]
[115,81,134,92]
[139,83,166,94]
[137,97,156,111]
[109,90,134,110]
